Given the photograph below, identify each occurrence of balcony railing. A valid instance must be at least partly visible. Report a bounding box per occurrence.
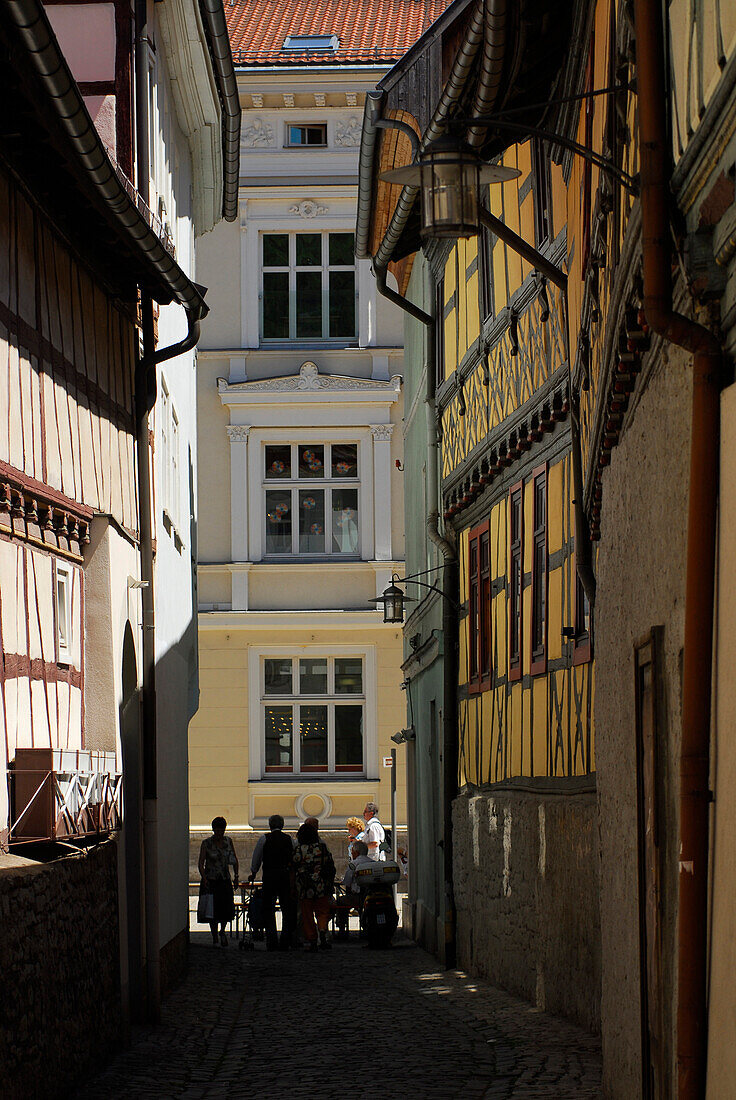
[9,748,122,845]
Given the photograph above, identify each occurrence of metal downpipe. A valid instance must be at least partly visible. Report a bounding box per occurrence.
[135,0,160,1024]
[633,0,722,1094]
[199,0,241,221]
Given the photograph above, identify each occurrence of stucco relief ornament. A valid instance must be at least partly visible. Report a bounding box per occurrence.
[242,118,274,147]
[289,200,328,219]
[296,362,328,389]
[226,425,251,442]
[370,424,395,441]
[334,117,361,147]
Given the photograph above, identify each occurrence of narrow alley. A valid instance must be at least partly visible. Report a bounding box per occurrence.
[74,934,601,1100]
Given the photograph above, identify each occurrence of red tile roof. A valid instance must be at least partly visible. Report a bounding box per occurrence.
[226,0,451,66]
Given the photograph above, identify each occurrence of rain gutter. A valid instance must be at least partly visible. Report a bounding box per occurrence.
[5,0,209,320]
[200,0,241,221]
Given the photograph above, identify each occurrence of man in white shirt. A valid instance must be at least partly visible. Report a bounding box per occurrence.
[342,840,376,892]
[363,801,386,862]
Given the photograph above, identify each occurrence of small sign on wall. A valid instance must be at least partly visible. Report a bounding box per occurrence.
[382,756,393,768]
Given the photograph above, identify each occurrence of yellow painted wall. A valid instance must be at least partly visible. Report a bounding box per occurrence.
[189,623,407,830]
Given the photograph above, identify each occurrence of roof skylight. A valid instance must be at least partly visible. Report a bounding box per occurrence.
[282,35,340,51]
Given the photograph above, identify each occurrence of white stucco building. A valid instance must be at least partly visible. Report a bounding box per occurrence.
[190,1,445,839]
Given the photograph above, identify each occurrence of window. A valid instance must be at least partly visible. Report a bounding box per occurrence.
[264,442,359,556]
[581,39,595,273]
[574,570,593,664]
[261,232,356,341]
[479,212,494,318]
[435,278,445,389]
[160,377,180,531]
[262,656,364,774]
[468,520,491,692]
[287,124,327,147]
[531,137,552,247]
[55,563,72,664]
[508,481,523,682]
[282,34,339,51]
[530,465,547,675]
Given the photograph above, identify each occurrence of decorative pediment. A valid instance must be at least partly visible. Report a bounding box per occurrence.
[219,361,402,396]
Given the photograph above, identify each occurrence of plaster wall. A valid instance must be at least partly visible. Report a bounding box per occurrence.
[84,519,142,754]
[195,217,242,349]
[594,344,691,1098]
[707,380,736,1096]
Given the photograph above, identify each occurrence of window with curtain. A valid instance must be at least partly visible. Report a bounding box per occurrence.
[264,442,359,556]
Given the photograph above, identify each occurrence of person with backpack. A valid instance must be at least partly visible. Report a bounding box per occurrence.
[363,801,388,862]
[249,814,295,951]
[292,821,336,951]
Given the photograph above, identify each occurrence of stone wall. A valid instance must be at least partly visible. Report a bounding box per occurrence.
[452,787,601,1034]
[189,828,409,885]
[0,839,122,1100]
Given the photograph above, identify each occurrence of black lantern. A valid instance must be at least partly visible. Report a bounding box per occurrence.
[381,581,405,623]
[380,133,520,239]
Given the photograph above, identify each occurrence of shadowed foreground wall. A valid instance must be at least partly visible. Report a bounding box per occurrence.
[453,789,601,1033]
[0,839,122,1100]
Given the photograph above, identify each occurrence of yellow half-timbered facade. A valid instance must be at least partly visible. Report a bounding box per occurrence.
[359,0,736,1092]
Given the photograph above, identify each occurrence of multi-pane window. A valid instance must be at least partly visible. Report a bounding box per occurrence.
[468,521,491,691]
[508,481,523,682]
[264,442,359,556]
[287,124,327,146]
[262,656,364,774]
[261,232,356,341]
[530,465,548,675]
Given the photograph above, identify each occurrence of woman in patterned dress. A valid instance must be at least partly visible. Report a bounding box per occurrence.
[292,822,336,952]
[198,816,238,946]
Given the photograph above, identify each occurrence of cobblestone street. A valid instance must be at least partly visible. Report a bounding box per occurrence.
[75,932,601,1099]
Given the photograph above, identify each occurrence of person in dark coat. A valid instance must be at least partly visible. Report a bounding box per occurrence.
[250,814,295,950]
[198,816,238,947]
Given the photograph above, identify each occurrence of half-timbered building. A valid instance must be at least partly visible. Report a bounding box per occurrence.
[0,0,239,1074]
[359,0,736,1094]
[356,0,599,1030]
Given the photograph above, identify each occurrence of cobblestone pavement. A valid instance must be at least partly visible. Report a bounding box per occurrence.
[74,933,602,1100]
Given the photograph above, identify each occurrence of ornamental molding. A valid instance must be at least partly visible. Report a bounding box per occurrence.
[335,117,361,147]
[369,424,395,441]
[242,118,274,147]
[226,425,252,442]
[289,199,328,219]
[220,362,402,396]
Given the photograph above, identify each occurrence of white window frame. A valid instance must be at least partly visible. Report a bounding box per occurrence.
[247,429,374,562]
[263,442,360,559]
[260,230,356,343]
[248,645,378,780]
[55,563,72,664]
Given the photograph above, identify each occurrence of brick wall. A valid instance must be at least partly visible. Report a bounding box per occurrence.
[0,839,122,1100]
[453,789,601,1033]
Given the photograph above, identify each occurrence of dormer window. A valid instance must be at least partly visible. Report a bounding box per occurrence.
[283,34,339,51]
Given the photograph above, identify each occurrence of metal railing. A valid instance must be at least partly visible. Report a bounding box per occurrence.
[8,749,122,844]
